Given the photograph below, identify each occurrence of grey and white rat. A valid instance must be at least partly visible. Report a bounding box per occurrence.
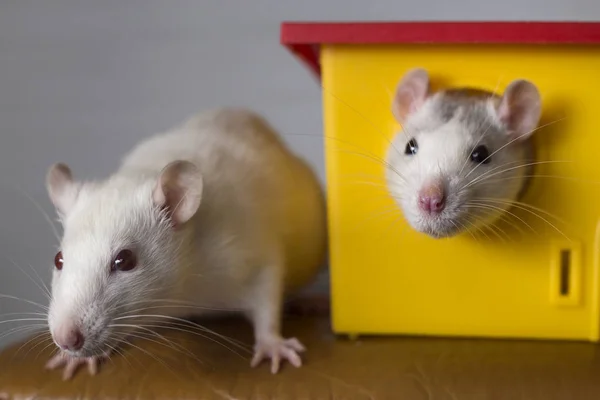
[385,68,542,239]
[44,108,327,379]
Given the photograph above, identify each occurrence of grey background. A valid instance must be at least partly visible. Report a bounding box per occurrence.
[0,0,598,349]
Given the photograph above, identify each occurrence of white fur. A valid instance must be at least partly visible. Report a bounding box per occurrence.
[46,108,327,372]
[386,93,533,239]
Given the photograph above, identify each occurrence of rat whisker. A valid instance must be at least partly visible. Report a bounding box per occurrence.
[111,336,180,379]
[120,331,193,359]
[26,262,52,300]
[475,198,570,240]
[466,201,536,235]
[335,149,406,184]
[113,314,250,354]
[392,211,412,240]
[0,324,47,343]
[495,213,530,239]
[451,219,479,242]
[136,321,251,356]
[461,215,494,241]
[0,311,48,318]
[5,258,51,301]
[484,220,509,243]
[285,131,409,187]
[478,197,568,225]
[0,318,49,325]
[480,174,600,186]
[284,132,392,164]
[14,185,62,243]
[465,203,527,240]
[104,341,134,369]
[463,160,572,190]
[464,116,568,180]
[115,298,242,313]
[117,304,241,317]
[13,330,51,360]
[464,160,574,190]
[111,326,205,365]
[131,329,205,362]
[158,320,251,351]
[320,84,406,159]
[0,294,49,311]
[460,158,534,190]
[34,339,60,361]
[23,335,54,360]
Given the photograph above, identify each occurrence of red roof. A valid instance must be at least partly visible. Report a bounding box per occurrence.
[280,21,600,79]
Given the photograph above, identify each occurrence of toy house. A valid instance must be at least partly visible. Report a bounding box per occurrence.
[281,21,600,341]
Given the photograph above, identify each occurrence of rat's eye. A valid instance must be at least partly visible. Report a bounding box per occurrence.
[404,138,418,155]
[470,145,491,164]
[54,251,63,271]
[111,249,137,272]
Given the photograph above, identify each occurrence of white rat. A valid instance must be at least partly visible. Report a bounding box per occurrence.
[385,68,542,239]
[43,108,327,379]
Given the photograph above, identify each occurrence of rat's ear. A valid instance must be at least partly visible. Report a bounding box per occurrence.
[496,79,541,141]
[46,163,80,216]
[392,68,430,123]
[153,160,203,227]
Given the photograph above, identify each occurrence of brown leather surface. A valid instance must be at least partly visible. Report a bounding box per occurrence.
[2,314,600,399]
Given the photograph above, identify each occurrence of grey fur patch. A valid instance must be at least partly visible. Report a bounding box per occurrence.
[435,88,501,134]
[436,87,533,200]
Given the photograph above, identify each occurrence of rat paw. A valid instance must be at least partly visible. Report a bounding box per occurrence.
[250,336,306,374]
[45,351,108,380]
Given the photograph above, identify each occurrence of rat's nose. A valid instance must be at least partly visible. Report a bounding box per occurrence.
[54,326,84,351]
[418,183,446,215]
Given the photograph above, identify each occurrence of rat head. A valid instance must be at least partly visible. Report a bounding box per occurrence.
[386,68,542,239]
[45,160,203,357]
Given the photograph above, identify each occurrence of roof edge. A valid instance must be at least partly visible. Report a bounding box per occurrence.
[280,21,600,81]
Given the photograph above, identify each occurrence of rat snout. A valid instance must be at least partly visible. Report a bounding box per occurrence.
[53,324,85,352]
[418,181,446,215]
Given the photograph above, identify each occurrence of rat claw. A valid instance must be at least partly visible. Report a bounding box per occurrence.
[250,350,264,368]
[271,354,281,374]
[46,350,109,380]
[62,358,80,381]
[281,347,302,368]
[251,336,306,374]
[45,352,68,370]
[285,337,306,352]
[88,357,99,375]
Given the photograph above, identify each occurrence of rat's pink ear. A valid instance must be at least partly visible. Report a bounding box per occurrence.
[496,79,542,141]
[46,163,80,216]
[153,160,203,227]
[392,68,430,123]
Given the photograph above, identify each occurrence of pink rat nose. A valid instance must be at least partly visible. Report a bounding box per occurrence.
[54,326,85,351]
[418,183,446,215]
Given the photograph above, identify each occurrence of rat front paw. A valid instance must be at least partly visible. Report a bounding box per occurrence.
[45,350,109,380]
[250,336,306,374]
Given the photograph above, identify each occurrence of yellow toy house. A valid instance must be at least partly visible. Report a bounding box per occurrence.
[281,21,600,341]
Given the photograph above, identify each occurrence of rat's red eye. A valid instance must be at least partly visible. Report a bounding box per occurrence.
[111,249,137,272]
[54,251,63,271]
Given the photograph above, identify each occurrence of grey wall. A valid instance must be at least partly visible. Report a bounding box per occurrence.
[1,0,599,349]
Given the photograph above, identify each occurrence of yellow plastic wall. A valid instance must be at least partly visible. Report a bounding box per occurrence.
[322,44,600,341]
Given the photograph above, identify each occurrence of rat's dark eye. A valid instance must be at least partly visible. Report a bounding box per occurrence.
[111,249,137,272]
[405,138,418,155]
[54,251,63,271]
[470,145,491,164]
